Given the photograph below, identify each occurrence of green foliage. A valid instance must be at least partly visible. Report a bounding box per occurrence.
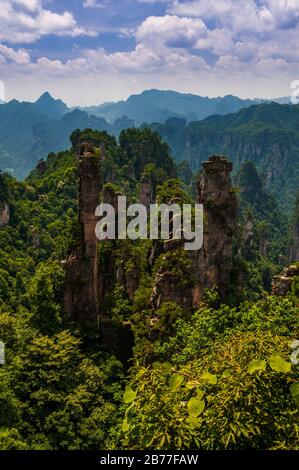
[124,328,299,450]
[1,126,299,451]
[290,383,299,406]
[28,262,65,334]
[0,325,124,450]
[0,429,29,450]
[119,128,176,179]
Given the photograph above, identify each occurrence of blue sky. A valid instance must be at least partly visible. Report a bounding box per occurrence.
[0,0,299,105]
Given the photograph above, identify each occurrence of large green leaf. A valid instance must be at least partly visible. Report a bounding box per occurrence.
[161,362,173,374]
[247,359,267,374]
[290,383,299,406]
[202,372,217,385]
[169,373,184,391]
[268,354,291,373]
[222,370,232,379]
[152,362,162,370]
[123,386,137,404]
[122,417,129,432]
[187,397,205,418]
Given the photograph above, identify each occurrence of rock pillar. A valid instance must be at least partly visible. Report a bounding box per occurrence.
[63,143,101,322]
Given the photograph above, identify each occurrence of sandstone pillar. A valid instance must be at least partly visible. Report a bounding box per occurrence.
[194,155,238,302]
[63,143,101,322]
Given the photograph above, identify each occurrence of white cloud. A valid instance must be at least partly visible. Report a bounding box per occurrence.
[83,0,109,8]
[196,29,233,55]
[11,0,41,11]
[169,0,233,18]
[136,15,207,48]
[169,0,299,32]
[1,0,299,103]
[138,0,170,3]
[0,0,97,43]
[168,0,274,33]
[0,44,31,64]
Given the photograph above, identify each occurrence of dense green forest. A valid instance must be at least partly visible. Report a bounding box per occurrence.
[0,127,299,450]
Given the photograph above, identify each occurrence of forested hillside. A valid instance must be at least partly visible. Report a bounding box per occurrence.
[0,128,298,450]
[147,102,299,211]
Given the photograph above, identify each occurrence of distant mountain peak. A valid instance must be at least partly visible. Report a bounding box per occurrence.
[36,91,54,102]
[35,91,66,106]
[34,92,69,119]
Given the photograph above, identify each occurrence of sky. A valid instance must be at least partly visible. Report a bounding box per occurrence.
[0,0,299,105]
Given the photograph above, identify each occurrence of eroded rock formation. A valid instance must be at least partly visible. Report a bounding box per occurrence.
[150,241,195,311]
[272,264,299,296]
[0,172,10,228]
[63,142,101,322]
[139,178,155,211]
[193,156,238,302]
[36,159,47,176]
[0,201,9,228]
[290,221,299,263]
[150,156,238,311]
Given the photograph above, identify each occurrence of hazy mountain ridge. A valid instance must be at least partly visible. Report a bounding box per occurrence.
[0,91,295,184]
[0,96,120,178]
[78,89,263,124]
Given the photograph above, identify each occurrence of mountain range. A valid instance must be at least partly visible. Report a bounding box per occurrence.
[78,89,263,125]
[0,90,261,179]
[0,89,296,207]
[0,93,134,178]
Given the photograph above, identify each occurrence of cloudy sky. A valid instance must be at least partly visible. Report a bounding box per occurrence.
[1,0,299,105]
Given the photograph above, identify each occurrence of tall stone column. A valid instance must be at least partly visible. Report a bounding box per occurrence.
[290,224,299,263]
[0,201,9,228]
[290,199,299,262]
[194,155,238,302]
[0,172,10,228]
[64,143,101,322]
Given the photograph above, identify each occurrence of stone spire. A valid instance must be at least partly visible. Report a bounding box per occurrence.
[0,201,9,228]
[0,172,10,228]
[290,203,299,263]
[193,155,238,303]
[290,225,299,263]
[150,155,238,311]
[272,264,299,296]
[63,142,101,322]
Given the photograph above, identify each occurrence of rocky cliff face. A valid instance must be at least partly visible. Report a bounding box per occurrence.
[272,264,299,296]
[150,242,195,311]
[150,156,238,311]
[63,141,101,322]
[64,149,237,329]
[290,198,299,264]
[194,156,238,302]
[290,224,299,263]
[139,178,155,211]
[0,172,10,228]
[0,201,9,228]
